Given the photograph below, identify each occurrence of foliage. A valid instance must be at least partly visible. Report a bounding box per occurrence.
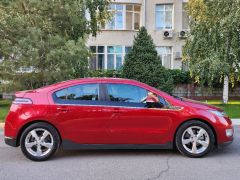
[0,0,111,91]
[87,70,122,78]
[167,69,191,84]
[184,0,240,87]
[122,27,174,93]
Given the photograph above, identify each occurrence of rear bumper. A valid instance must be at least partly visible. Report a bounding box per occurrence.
[5,137,17,147]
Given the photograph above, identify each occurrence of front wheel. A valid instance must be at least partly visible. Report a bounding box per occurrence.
[20,122,60,161]
[175,120,215,158]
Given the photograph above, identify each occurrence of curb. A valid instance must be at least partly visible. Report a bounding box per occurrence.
[231,119,240,125]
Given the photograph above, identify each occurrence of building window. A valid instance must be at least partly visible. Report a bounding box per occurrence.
[156,47,172,69]
[182,3,190,29]
[126,4,141,30]
[106,4,141,30]
[155,4,173,30]
[107,4,124,30]
[90,46,105,70]
[107,46,124,69]
[90,45,131,70]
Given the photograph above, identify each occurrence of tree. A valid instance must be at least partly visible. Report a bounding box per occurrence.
[184,0,240,103]
[0,0,111,91]
[122,27,174,93]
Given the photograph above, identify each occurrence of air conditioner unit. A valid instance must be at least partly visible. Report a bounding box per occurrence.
[174,52,182,60]
[163,30,174,38]
[179,30,189,39]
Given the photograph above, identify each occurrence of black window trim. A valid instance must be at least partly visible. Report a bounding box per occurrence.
[52,82,170,109]
[53,83,104,105]
[102,83,170,108]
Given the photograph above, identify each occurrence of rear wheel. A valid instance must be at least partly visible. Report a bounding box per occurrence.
[175,120,215,158]
[20,122,60,161]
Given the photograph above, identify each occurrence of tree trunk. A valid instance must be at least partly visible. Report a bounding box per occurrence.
[223,75,229,104]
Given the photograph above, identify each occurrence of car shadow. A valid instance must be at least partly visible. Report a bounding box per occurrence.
[54,148,179,160]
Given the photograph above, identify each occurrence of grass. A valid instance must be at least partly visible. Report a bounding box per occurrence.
[0,99,239,123]
[203,100,240,119]
[0,100,11,122]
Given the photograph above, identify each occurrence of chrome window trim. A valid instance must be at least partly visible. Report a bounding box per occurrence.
[55,103,183,111]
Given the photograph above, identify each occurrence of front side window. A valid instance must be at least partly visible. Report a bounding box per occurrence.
[106,84,147,103]
[156,47,172,69]
[106,4,141,30]
[156,4,173,30]
[55,84,99,102]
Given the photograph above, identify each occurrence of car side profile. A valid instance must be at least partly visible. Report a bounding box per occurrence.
[4,78,233,161]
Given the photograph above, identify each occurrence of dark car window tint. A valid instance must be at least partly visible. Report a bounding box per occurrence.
[106,84,147,103]
[55,84,99,101]
[55,89,68,100]
[159,96,169,106]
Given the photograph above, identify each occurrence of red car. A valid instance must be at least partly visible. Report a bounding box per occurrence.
[4,78,233,161]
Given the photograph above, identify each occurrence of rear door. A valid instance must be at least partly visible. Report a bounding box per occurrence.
[103,83,173,144]
[51,83,111,144]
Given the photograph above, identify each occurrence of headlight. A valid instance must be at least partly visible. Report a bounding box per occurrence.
[208,110,227,117]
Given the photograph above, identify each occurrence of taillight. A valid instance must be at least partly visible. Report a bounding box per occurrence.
[13,98,33,104]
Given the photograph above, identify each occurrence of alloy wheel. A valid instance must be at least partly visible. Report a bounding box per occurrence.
[181,126,210,154]
[25,128,54,157]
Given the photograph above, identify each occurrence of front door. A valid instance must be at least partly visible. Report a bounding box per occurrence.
[103,83,173,144]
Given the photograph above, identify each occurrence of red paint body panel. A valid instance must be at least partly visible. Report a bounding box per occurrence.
[4,78,233,147]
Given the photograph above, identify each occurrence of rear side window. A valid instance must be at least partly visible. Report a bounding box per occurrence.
[106,84,147,103]
[55,84,99,101]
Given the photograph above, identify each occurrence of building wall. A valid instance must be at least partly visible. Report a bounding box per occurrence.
[87,0,188,70]
[172,84,240,100]
[145,0,186,69]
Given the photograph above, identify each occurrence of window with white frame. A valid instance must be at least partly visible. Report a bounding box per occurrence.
[156,47,172,69]
[90,46,131,70]
[89,46,105,70]
[106,4,141,30]
[126,4,141,30]
[182,3,190,29]
[155,4,173,30]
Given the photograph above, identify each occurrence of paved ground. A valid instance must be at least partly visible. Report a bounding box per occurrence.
[0,127,240,180]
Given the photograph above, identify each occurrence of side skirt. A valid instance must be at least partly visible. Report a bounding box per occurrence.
[62,140,173,150]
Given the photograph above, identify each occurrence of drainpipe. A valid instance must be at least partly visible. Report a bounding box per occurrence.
[143,0,146,27]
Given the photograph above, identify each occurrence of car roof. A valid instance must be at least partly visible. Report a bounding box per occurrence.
[36,78,143,92]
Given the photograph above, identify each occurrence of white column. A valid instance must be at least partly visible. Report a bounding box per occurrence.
[223,75,229,104]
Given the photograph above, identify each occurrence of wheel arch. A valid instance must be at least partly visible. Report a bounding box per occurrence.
[173,118,218,148]
[16,120,62,146]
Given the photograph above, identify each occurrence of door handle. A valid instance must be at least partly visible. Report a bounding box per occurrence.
[113,108,120,113]
[57,107,69,112]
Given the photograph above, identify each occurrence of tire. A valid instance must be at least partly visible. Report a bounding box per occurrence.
[20,122,60,161]
[175,120,215,158]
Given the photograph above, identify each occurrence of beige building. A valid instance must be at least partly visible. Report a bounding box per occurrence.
[87,0,189,70]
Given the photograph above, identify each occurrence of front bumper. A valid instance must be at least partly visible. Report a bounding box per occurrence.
[5,137,17,147]
[218,137,233,148]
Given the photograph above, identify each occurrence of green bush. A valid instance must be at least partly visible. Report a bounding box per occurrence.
[87,70,122,78]
[122,27,174,93]
[167,69,191,84]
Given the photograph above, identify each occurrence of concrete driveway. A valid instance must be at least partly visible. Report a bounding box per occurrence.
[0,127,240,180]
